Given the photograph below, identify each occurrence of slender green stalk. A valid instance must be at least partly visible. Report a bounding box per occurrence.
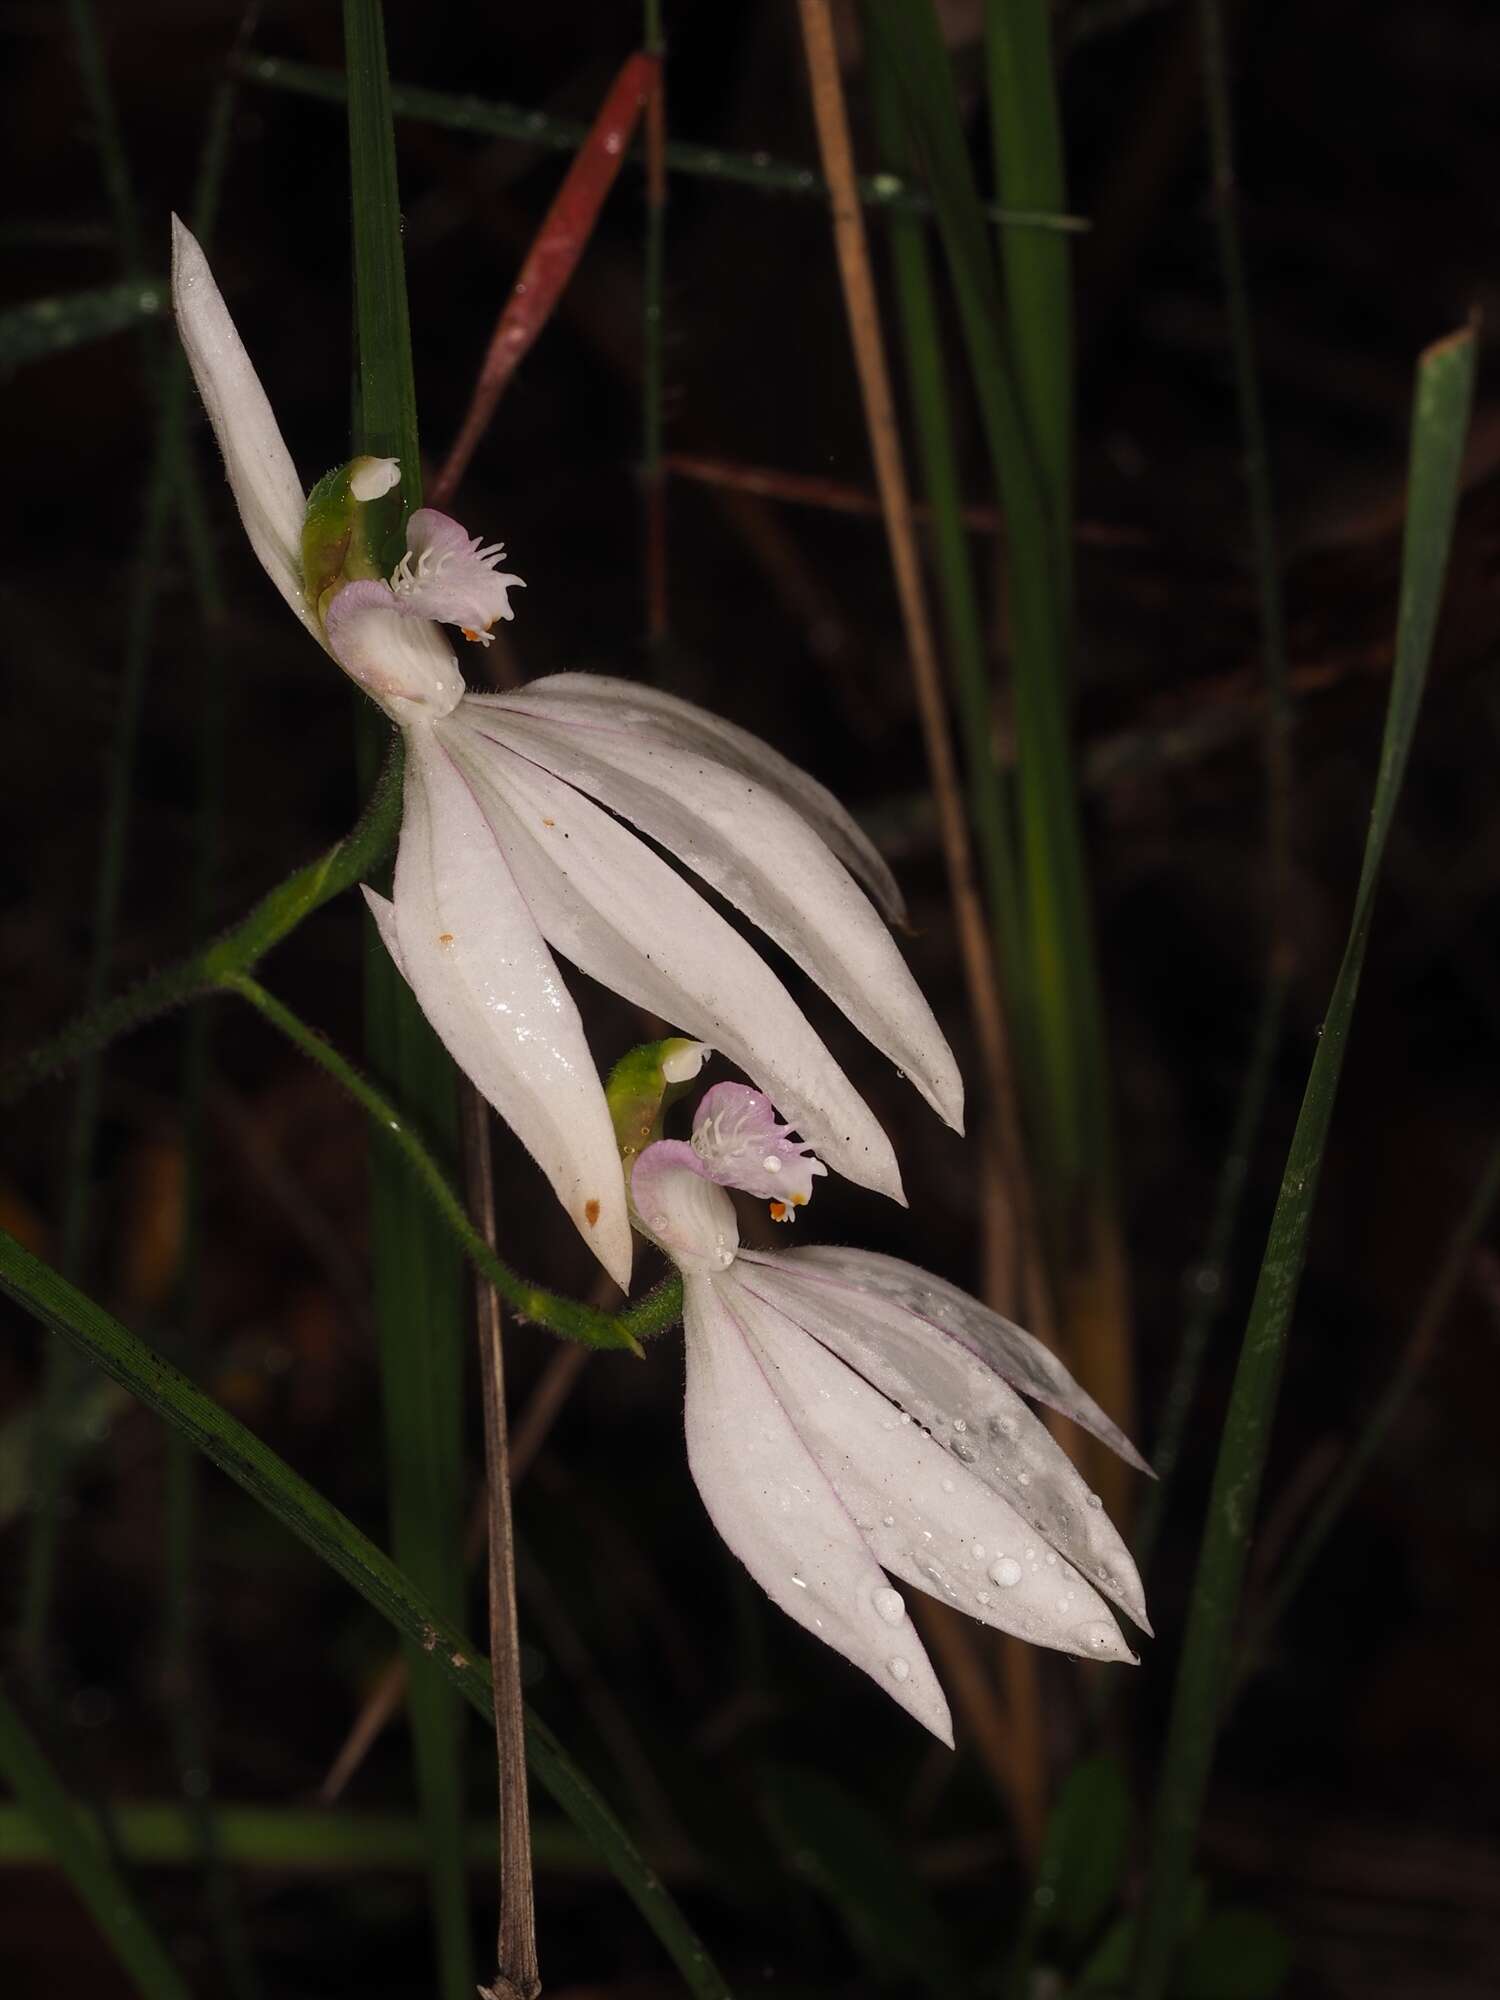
[0,1801,604,1873]
[1130,323,1476,2000]
[66,0,145,273]
[20,384,181,1664]
[0,808,686,1353]
[866,46,1025,1004]
[861,0,1103,1206]
[1198,0,1292,951]
[0,1685,190,2000]
[345,8,473,1990]
[0,1231,733,2000]
[1135,0,1297,1580]
[1133,974,1289,1575]
[223,974,670,1350]
[0,281,165,371]
[864,0,1133,1506]
[165,32,262,1991]
[985,0,1073,606]
[237,52,1085,230]
[21,0,209,1668]
[1240,1132,1500,1679]
[0,740,403,1105]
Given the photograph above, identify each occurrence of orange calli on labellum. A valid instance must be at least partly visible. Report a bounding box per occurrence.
[172,218,963,1289]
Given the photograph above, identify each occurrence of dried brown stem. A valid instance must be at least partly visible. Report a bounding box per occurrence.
[664,450,1146,546]
[462,1085,540,2000]
[795,0,1050,1846]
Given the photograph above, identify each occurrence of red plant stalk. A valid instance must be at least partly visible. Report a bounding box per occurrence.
[433,49,658,505]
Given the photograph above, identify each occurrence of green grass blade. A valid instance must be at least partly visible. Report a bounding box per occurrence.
[1133,975,1289,1577]
[223,974,644,1351]
[863,0,1133,1499]
[0,1685,190,2000]
[344,5,472,1994]
[759,1763,960,1995]
[0,1230,733,2000]
[866,41,1026,1006]
[1241,1129,1500,1680]
[238,52,1085,229]
[860,0,1100,1198]
[0,1802,603,1874]
[0,281,165,374]
[984,0,1073,603]
[1129,321,1477,2000]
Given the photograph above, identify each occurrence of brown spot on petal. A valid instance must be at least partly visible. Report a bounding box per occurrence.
[542,817,555,827]
[438,932,455,948]
[584,1198,601,1227]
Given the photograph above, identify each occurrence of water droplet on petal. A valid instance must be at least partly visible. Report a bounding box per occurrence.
[873,1587,905,1625]
[989,1558,1022,1588]
[1087,1492,1104,1510]
[1080,1621,1122,1655]
[1017,1472,1031,1486]
[887,1657,910,1682]
[940,1476,955,1493]
[882,1514,895,1527]
[952,1418,968,1433]
[970,1543,986,1562]
[790,1573,807,1589]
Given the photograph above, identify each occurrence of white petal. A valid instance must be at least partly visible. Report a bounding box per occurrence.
[770,1245,1151,1473]
[323,582,466,720]
[736,1249,1149,1630]
[683,1273,953,1744]
[691,1082,826,1207]
[629,1141,740,1271]
[360,885,407,980]
[439,715,906,1204]
[170,216,317,642]
[394,509,524,638]
[465,704,962,1132]
[477,673,905,921]
[727,1276,1138,1665]
[391,724,633,1287]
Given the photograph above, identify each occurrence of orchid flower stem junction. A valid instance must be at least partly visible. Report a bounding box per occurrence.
[0,748,681,1356]
[223,974,669,1353]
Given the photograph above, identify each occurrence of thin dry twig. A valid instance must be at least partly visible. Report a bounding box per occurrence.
[664,450,1147,546]
[462,1088,540,2000]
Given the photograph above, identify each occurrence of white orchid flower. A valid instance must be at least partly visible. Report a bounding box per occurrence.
[171,218,963,1289]
[632,1084,1151,1745]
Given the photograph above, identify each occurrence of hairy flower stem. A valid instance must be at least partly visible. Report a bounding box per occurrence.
[222,974,673,1352]
[0,762,682,1353]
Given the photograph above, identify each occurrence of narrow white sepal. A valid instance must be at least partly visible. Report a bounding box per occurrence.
[470,704,963,1132]
[737,1249,1149,1631]
[471,674,906,921]
[726,1276,1138,1664]
[682,1273,955,1745]
[169,216,318,642]
[772,1245,1152,1475]
[361,885,407,981]
[391,724,633,1288]
[441,713,906,1204]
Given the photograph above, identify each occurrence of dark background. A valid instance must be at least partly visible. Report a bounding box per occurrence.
[2,1,1498,1994]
